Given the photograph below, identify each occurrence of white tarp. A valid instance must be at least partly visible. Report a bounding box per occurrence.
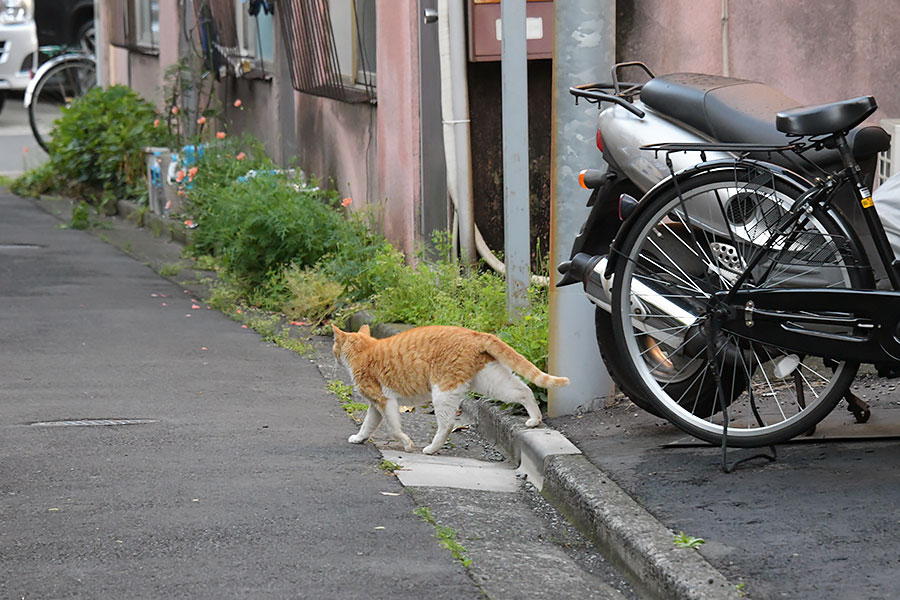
[873,172,900,256]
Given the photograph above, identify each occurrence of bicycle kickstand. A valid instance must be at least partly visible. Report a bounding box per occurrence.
[845,391,871,424]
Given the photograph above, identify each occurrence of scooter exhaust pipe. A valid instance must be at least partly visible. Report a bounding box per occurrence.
[559,252,698,328]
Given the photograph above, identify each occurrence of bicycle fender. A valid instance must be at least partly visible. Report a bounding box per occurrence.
[24,54,94,107]
[603,158,821,278]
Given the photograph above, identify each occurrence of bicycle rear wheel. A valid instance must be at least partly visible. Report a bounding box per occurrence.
[610,163,869,447]
[26,55,96,152]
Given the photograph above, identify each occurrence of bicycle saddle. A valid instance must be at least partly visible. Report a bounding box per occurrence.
[639,73,888,164]
[776,96,878,136]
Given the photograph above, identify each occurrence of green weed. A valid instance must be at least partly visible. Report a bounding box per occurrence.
[327,379,367,421]
[380,459,402,473]
[414,506,472,568]
[673,531,706,549]
[61,201,92,230]
[159,263,182,277]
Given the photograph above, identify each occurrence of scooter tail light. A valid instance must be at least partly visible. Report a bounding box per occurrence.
[596,128,603,152]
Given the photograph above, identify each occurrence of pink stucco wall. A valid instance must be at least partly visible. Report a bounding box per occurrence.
[375,2,421,258]
[292,93,376,209]
[620,0,900,122]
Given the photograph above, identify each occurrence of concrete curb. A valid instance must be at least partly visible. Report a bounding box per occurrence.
[117,200,191,245]
[460,396,741,600]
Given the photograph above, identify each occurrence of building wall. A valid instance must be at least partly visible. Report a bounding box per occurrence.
[617,0,900,121]
[375,1,421,258]
[292,93,376,209]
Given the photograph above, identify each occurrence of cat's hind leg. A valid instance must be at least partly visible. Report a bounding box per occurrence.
[348,402,383,444]
[423,384,468,455]
[473,361,542,427]
[380,391,416,452]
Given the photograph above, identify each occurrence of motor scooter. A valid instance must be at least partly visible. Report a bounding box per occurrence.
[556,62,891,416]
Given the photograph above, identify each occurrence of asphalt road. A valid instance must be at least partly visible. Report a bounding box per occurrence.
[0,91,48,177]
[0,193,480,598]
[0,191,644,599]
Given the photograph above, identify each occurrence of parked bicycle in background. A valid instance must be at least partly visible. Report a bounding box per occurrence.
[23,44,96,151]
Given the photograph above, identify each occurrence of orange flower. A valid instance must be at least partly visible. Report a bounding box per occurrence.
[175,170,185,183]
[153,118,160,128]
[233,99,242,108]
[171,106,179,115]
[197,116,207,125]
[341,197,352,207]
[188,166,199,181]
[216,131,226,140]
[184,219,194,227]
[236,151,246,161]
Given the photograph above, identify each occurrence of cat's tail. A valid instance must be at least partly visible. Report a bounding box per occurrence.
[482,334,570,388]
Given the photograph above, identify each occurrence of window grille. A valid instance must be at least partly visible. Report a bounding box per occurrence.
[277,0,376,104]
[194,0,240,70]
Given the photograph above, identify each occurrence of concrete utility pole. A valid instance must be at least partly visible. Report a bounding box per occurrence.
[547,2,615,416]
[500,0,530,320]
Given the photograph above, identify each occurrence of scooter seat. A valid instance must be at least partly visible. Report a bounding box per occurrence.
[640,73,888,163]
[776,96,877,136]
[641,73,797,146]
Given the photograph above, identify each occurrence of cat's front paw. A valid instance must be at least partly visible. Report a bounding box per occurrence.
[422,444,439,455]
[525,417,541,428]
[348,434,366,444]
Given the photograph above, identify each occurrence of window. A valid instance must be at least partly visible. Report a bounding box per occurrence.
[328,0,375,87]
[134,0,159,49]
[278,0,376,103]
[353,0,375,87]
[106,0,158,51]
[235,0,275,74]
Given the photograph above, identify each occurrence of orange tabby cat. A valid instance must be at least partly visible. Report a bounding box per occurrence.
[332,324,569,455]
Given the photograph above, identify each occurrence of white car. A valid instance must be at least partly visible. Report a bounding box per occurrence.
[1,0,38,97]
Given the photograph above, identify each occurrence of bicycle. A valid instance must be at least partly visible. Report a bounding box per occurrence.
[596,95,899,457]
[24,46,97,152]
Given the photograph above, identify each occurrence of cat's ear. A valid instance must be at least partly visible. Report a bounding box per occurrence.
[332,323,344,338]
[359,324,371,337]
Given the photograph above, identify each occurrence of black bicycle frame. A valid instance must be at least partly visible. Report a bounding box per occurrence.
[691,133,900,366]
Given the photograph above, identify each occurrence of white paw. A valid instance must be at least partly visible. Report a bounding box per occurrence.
[422,444,438,455]
[401,438,415,452]
[525,417,541,428]
[348,434,365,444]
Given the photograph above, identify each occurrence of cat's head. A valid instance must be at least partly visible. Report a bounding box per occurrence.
[332,324,371,361]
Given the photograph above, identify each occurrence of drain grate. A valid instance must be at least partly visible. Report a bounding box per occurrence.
[30,419,158,427]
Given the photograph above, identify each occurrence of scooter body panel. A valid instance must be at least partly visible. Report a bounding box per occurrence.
[599,101,733,193]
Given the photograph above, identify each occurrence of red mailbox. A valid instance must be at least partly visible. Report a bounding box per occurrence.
[468,0,554,62]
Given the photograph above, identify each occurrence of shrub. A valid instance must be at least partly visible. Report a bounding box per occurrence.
[187,172,369,288]
[280,265,345,324]
[371,256,509,333]
[46,85,165,200]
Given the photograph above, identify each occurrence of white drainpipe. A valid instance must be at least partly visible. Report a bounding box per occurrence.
[438,0,477,264]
